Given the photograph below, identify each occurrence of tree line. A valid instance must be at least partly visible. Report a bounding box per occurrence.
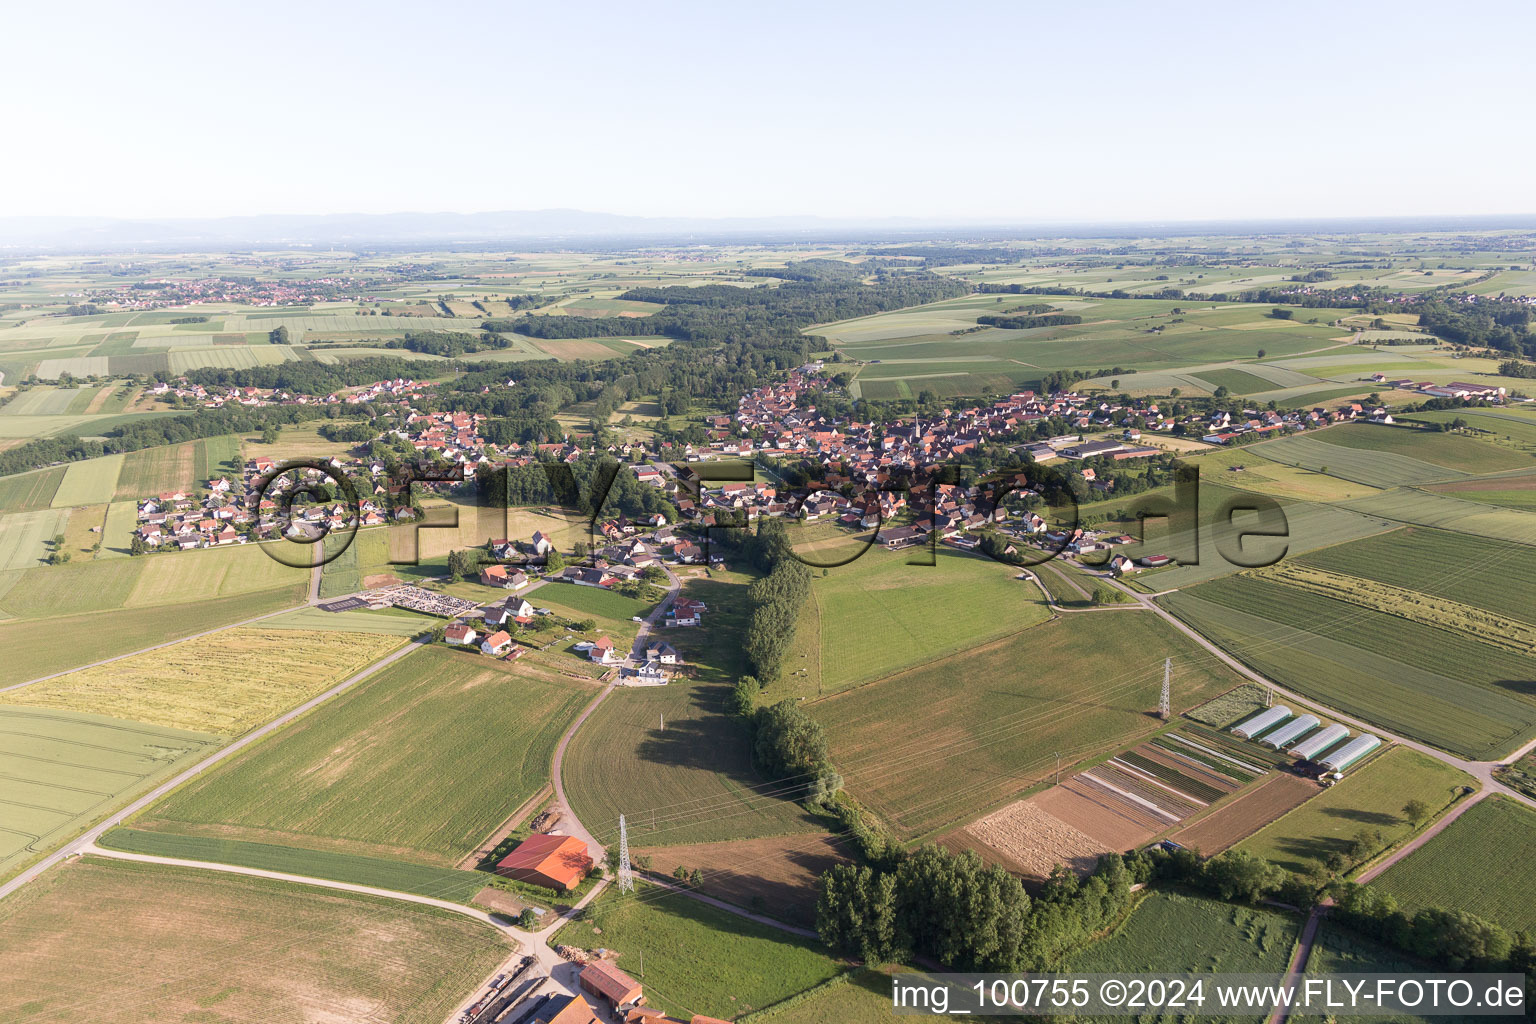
[976,313,1083,330]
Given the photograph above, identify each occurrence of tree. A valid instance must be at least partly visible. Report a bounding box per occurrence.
[518,908,539,929]
[447,548,481,582]
[1110,379,1120,390]
[731,676,759,717]
[543,548,565,573]
[260,426,279,444]
[269,325,290,344]
[1202,849,1286,902]
[1257,348,1267,359]
[1169,387,1181,398]
[689,867,704,888]
[1402,799,1430,826]
[817,864,902,964]
[130,534,149,556]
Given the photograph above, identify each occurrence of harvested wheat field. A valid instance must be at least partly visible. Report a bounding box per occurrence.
[1169,772,1318,855]
[958,798,1117,877]
[0,856,512,1024]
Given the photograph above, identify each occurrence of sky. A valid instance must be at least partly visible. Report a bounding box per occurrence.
[4,0,1534,224]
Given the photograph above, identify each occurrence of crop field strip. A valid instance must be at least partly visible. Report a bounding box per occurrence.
[1155,524,1536,758]
[0,856,513,1024]
[0,627,403,735]
[0,466,64,513]
[136,646,593,864]
[0,707,218,877]
[808,610,1247,839]
[1371,797,1536,933]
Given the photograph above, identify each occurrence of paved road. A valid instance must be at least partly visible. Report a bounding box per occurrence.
[628,563,681,661]
[0,639,422,903]
[1266,902,1327,1024]
[548,682,617,859]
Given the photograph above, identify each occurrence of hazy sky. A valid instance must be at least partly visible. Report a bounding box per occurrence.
[5,0,1533,223]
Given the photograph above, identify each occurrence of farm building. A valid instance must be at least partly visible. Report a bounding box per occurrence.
[1292,724,1351,761]
[1260,714,1319,749]
[1231,706,1291,739]
[494,833,592,891]
[579,961,643,1014]
[1321,734,1382,772]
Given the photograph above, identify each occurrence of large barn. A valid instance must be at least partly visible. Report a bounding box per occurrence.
[495,833,592,891]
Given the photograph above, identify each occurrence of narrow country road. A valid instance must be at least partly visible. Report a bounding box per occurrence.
[629,563,681,661]
[548,682,617,859]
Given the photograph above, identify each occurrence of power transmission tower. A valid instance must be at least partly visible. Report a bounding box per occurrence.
[617,815,634,894]
[1265,684,1274,707]
[1159,658,1172,720]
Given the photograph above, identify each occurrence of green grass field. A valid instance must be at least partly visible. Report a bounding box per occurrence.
[767,548,1052,701]
[0,707,218,879]
[195,433,243,481]
[0,856,512,1024]
[1192,368,1283,394]
[1160,580,1536,760]
[811,610,1247,838]
[0,557,146,618]
[564,575,827,848]
[48,454,123,507]
[537,580,655,621]
[125,541,312,606]
[1372,798,1536,934]
[0,467,64,513]
[137,646,590,863]
[1236,747,1471,874]
[98,500,137,557]
[1067,891,1297,1017]
[562,883,841,1020]
[99,828,494,903]
[263,605,437,636]
[0,507,72,570]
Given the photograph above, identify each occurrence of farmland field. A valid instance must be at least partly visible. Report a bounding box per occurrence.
[564,576,826,848]
[633,833,850,928]
[811,610,1247,838]
[1110,481,1396,593]
[561,882,841,1020]
[98,499,137,557]
[0,628,403,735]
[0,586,308,687]
[756,969,907,1024]
[195,433,244,481]
[1160,579,1536,759]
[1237,747,1471,874]
[1067,891,1298,1010]
[1372,797,1536,933]
[1339,488,1536,545]
[769,547,1052,701]
[0,707,218,879]
[98,828,495,902]
[137,646,592,863]
[48,453,123,506]
[113,441,198,498]
[1250,434,1463,488]
[0,467,64,512]
[0,557,145,618]
[1191,368,1281,394]
[125,541,312,606]
[1297,923,1452,1024]
[1304,424,1531,473]
[1169,772,1319,855]
[0,506,71,570]
[1294,526,1536,623]
[263,604,436,635]
[0,857,512,1024]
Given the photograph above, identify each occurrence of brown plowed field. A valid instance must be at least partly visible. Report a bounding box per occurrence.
[634,833,849,927]
[1168,772,1318,855]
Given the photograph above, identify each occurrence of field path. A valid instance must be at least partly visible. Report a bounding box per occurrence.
[0,637,421,903]
[629,562,681,661]
[1266,904,1326,1024]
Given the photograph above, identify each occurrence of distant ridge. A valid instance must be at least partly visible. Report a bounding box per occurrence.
[2,210,1534,251]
